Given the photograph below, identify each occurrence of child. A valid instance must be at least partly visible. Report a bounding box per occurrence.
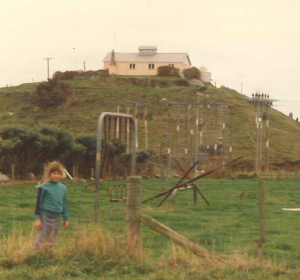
[34,161,69,249]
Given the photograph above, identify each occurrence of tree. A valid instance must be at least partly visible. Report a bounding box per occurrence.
[183,67,201,79]
[31,78,75,109]
[157,66,180,77]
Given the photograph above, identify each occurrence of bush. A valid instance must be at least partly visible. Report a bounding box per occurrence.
[157,66,180,77]
[53,69,109,80]
[31,78,75,109]
[183,67,201,79]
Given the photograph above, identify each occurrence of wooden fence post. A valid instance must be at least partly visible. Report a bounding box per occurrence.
[126,176,141,254]
[11,164,15,182]
[73,165,76,179]
[193,186,197,207]
[258,179,266,260]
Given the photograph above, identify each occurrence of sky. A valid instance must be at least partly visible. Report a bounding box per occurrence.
[0,0,300,117]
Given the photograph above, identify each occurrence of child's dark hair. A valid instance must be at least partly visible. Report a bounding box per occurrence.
[44,161,65,182]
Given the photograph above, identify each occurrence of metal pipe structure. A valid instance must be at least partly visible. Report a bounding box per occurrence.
[94,112,137,223]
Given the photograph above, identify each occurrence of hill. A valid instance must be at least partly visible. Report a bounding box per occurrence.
[0,75,299,167]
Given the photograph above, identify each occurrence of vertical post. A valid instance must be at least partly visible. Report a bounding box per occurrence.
[126,106,130,153]
[176,105,179,159]
[184,106,188,156]
[229,112,233,161]
[91,168,94,179]
[214,104,218,156]
[258,179,266,259]
[159,145,166,190]
[116,105,120,138]
[195,97,200,167]
[135,104,139,150]
[108,116,111,141]
[144,106,148,150]
[109,165,112,179]
[259,179,266,243]
[222,122,226,157]
[114,116,117,139]
[255,101,260,173]
[193,186,197,207]
[171,189,177,206]
[190,105,194,164]
[44,58,53,80]
[266,105,270,173]
[73,165,76,179]
[11,164,15,182]
[168,105,171,176]
[259,121,264,174]
[126,176,141,253]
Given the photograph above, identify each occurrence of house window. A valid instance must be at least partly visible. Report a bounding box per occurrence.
[169,64,174,67]
[148,63,155,69]
[129,63,136,69]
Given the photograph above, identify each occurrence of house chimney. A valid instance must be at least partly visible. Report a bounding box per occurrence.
[110,49,116,66]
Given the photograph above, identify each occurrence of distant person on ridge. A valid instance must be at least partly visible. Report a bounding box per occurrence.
[34,161,69,250]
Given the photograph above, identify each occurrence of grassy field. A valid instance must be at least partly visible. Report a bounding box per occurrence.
[1,178,300,279]
[0,76,300,165]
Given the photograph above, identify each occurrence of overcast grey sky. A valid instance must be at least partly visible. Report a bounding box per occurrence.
[1,0,300,117]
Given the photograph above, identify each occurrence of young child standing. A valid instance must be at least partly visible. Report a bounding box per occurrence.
[34,161,69,249]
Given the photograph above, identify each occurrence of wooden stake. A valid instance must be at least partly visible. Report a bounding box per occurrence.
[126,176,141,253]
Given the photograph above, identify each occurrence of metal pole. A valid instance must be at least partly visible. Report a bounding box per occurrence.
[190,105,194,164]
[184,106,188,156]
[135,104,138,150]
[44,58,53,80]
[222,122,226,158]
[266,105,270,173]
[176,105,179,158]
[168,105,171,176]
[95,113,137,223]
[255,100,260,173]
[229,109,233,161]
[126,106,130,153]
[214,104,218,156]
[159,145,166,190]
[195,96,200,169]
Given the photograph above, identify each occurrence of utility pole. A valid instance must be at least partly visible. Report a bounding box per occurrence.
[266,105,270,173]
[44,58,53,80]
[83,61,86,71]
[251,93,275,175]
[214,104,218,156]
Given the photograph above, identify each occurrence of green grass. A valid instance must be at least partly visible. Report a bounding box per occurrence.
[0,76,300,165]
[2,178,300,279]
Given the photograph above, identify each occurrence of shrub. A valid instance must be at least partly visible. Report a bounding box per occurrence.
[157,66,180,77]
[52,69,109,80]
[183,67,201,79]
[31,78,75,109]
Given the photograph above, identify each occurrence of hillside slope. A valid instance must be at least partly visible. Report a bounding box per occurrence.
[0,76,299,166]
